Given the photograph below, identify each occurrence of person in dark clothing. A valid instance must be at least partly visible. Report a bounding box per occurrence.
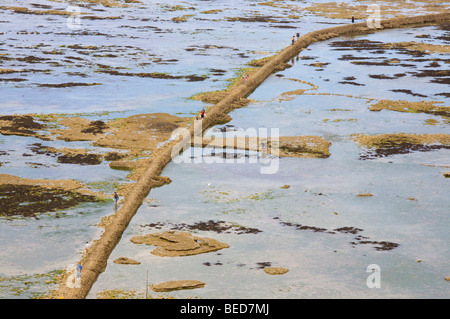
[113,191,119,205]
[352,16,355,23]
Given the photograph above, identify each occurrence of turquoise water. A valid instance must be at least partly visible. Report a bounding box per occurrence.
[0,0,449,298]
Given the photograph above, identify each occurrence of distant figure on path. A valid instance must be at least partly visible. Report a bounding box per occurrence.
[352,16,355,23]
[76,262,82,280]
[201,108,205,119]
[296,33,300,39]
[113,191,119,205]
[260,142,267,157]
[291,36,295,45]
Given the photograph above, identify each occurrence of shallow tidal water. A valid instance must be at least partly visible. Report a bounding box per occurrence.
[90,154,450,298]
[0,0,449,299]
[90,25,449,298]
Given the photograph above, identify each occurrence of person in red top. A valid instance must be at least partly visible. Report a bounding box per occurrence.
[201,108,205,119]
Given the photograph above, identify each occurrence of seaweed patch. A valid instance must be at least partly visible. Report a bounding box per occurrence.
[130,231,229,257]
[278,218,398,251]
[353,133,450,159]
[0,115,45,138]
[0,184,102,218]
[140,220,262,235]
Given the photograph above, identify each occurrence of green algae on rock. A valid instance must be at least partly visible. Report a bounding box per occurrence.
[0,270,64,298]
